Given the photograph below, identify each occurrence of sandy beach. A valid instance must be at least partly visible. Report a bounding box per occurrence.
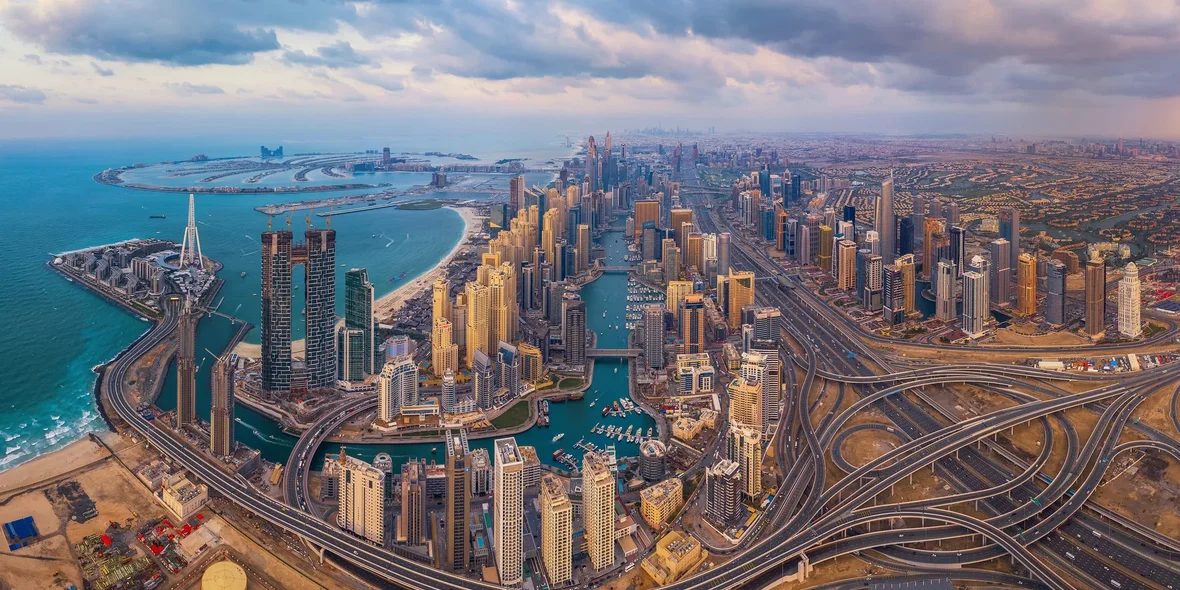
[234,205,480,358]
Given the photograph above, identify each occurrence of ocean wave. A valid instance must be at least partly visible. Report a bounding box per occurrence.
[6,446,21,455]
[44,424,72,440]
[0,450,28,467]
[4,433,19,442]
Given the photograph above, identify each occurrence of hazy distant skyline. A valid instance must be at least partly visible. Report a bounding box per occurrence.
[5,0,1180,140]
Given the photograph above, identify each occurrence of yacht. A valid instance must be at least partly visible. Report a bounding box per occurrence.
[614,367,618,374]
[552,433,565,443]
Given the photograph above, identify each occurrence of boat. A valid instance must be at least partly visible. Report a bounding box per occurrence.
[589,398,598,407]
[149,214,166,219]
[552,433,565,443]
[614,367,618,373]
[240,271,247,278]
[602,406,611,416]
[553,449,565,460]
[603,311,607,318]
[431,447,437,453]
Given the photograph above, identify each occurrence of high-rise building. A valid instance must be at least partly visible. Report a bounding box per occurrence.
[440,369,456,414]
[493,438,524,585]
[337,453,385,545]
[472,349,494,410]
[564,300,586,365]
[433,278,451,324]
[643,304,666,369]
[837,239,857,291]
[947,200,961,228]
[539,474,573,586]
[399,460,426,545]
[678,294,706,354]
[471,448,492,496]
[303,228,338,390]
[443,430,470,572]
[210,353,235,457]
[935,260,955,321]
[962,261,989,338]
[1119,263,1142,337]
[431,317,459,377]
[1046,259,1067,325]
[670,208,693,243]
[877,174,895,264]
[989,239,1011,306]
[921,218,943,280]
[883,263,905,325]
[728,376,762,431]
[705,459,742,525]
[576,224,591,272]
[818,225,833,272]
[897,254,916,314]
[260,229,293,396]
[1085,259,1106,337]
[752,307,782,343]
[726,270,755,328]
[495,341,521,398]
[176,303,197,426]
[337,328,366,383]
[999,207,1020,271]
[898,216,914,256]
[377,356,417,424]
[464,282,489,368]
[864,230,880,257]
[666,281,694,323]
[509,175,525,214]
[582,452,616,571]
[1016,253,1037,315]
[862,254,883,311]
[343,268,376,375]
[726,425,762,499]
[718,233,731,276]
[634,200,661,244]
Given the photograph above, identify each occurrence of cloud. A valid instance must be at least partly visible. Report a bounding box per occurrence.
[22,54,42,65]
[0,85,47,104]
[75,97,99,104]
[282,41,372,69]
[2,0,355,66]
[164,82,225,96]
[91,62,115,77]
[351,70,406,92]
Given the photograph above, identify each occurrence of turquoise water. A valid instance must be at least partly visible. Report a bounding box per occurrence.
[309,230,655,472]
[0,134,572,471]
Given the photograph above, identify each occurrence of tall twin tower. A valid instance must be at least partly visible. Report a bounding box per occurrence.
[260,224,338,397]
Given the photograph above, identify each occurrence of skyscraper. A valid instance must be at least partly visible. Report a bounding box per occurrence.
[935,260,955,321]
[399,460,426,546]
[343,268,376,375]
[432,278,451,324]
[210,353,235,457]
[1119,262,1142,338]
[643,304,666,369]
[962,259,989,338]
[863,254,883,311]
[989,239,1011,306]
[473,349,494,410]
[948,226,966,277]
[999,207,1020,271]
[509,175,525,215]
[577,224,591,272]
[337,453,385,545]
[260,229,293,397]
[726,270,755,328]
[705,459,742,525]
[176,302,197,426]
[728,375,762,431]
[539,474,573,586]
[443,430,470,572]
[1046,259,1067,325]
[876,174,895,264]
[922,218,943,280]
[440,369,456,414]
[678,294,705,354]
[337,328,366,383]
[1017,253,1037,316]
[377,356,417,424]
[564,300,586,365]
[718,232,731,276]
[837,239,857,291]
[582,452,615,571]
[494,438,524,586]
[304,228,338,390]
[898,216,914,256]
[431,317,459,377]
[464,282,489,368]
[897,253,916,314]
[726,425,762,499]
[818,225,833,272]
[883,263,904,325]
[1085,259,1106,337]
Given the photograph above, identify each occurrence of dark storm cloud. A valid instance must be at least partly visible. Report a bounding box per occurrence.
[282,41,372,69]
[3,0,355,66]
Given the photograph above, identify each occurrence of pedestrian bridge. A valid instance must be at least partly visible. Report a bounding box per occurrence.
[587,348,641,358]
[599,266,632,273]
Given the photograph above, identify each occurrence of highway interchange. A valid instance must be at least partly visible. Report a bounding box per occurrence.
[90,180,1180,590]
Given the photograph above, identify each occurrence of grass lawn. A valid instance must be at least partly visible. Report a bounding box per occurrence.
[557,377,584,389]
[397,199,445,210]
[491,400,531,429]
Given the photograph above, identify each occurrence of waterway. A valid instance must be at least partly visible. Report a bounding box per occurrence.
[0,133,569,471]
[307,229,656,473]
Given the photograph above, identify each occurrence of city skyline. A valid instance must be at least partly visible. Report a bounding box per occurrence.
[7,1,1180,139]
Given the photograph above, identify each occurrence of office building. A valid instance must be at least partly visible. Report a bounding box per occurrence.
[862,254,883,311]
[343,268,376,376]
[564,300,587,365]
[337,453,385,545]
[1119,262,1142,338]
[643,304,666,368]
[634,200,661,244]
[921,218,943,280]
[726,270,756,328]
[726,425,762,499]
[210,353,235,457]
[400,461,427,545]
[639,440,668,481]
[493,438,524,585]
[1085,259,1106,337]
[337,328,366,383]
[718,233,731,275]
[440,370,457,414]
[935,260,955,321]
[471,448,492,496]
[176,304,197,426]
[640,478,684,529]
[666,281,694,322]
[303,228,338,390]
[989,239,1011,306]
[576,224,591,272]
[582,452,616,571]
[377,356,418,424]
[837,239,857,291]
[705,459,742,525]
[472,349,494,410]
[817,225,833,272]
[877,174,896,263]
[443,430,470,571]
[897,254,916,314]
[752,307,782,343]
[999,207,1020,271]
[539,474,573,586]
[679,294,706,354]
[1017,253,1037,315]
[1046,259,1067,325]
[898,216,914,256]
[518,342,544,384]
[948,226,966,277]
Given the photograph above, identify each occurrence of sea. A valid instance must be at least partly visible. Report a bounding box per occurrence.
[0,132,649,474]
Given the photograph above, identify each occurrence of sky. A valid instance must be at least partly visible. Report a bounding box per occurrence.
[4,0,1180,140]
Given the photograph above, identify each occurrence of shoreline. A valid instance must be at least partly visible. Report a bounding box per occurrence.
[232,204,479,358]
